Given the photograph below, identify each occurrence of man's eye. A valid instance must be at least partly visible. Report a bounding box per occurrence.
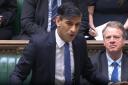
[76,23,80,27]
[105,36,111,39]
[66,22,73,26]
[114,36,120,39]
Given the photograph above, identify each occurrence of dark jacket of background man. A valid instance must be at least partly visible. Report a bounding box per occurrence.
[0,0,17,39]
[19,0,89,39]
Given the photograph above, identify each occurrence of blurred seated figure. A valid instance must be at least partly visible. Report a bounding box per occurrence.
[88,0,128,40]
[0,0,17,39]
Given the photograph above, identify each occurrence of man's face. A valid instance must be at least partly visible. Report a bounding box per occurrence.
[56,16,82,42]
[103,27,125,53]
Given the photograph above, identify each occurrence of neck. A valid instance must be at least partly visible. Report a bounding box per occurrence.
[107,50,122,61]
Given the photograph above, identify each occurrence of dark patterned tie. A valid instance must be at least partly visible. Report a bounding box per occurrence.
[111,62,119,83]
[64,43,72,85]
[51,0,58,30]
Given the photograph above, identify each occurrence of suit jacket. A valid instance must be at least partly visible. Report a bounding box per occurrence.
[90,50,128,81]
[10,31,109,85]
[20,0,88,39]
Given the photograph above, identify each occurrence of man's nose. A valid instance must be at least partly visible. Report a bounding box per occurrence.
[109,37,116,43]
[70,25,77,32]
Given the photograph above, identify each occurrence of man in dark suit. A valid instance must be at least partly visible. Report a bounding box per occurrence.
[90,21,128,84]
[17,0,89,39]
[10,2,111,85]
[0,0,17,39]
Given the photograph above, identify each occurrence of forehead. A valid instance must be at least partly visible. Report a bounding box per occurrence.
[103,27,123,36]
[62,16,81,22]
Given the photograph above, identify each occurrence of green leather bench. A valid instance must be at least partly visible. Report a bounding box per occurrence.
[0,40,30,84]
[0,40,128,84]
[0,54,20,83]
[0,54,31,84]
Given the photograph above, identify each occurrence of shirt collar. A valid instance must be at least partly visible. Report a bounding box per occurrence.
[55,29,65,48]
[106,51,122,67]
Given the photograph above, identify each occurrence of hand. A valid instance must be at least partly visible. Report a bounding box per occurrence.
[89,28,97,37]
[89,23,97,37]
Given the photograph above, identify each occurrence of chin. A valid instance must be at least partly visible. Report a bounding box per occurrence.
[109,50,118,53]
[66,38,74,42]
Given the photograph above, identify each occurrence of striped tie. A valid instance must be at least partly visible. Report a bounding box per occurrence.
[51,0,58,30]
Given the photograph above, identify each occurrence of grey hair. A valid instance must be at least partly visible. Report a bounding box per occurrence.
[102,21,127,39]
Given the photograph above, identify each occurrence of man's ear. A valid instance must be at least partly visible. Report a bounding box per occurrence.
[55,16,61,27]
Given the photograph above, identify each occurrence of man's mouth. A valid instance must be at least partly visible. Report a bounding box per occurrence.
[109,45,116,48]
[69,33,75,37]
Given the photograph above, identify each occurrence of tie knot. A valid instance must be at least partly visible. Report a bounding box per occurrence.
[112,62,118,67]
[64,43,69,47]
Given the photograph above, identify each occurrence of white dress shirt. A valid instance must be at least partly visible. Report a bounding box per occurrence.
[55,29,74,85]
[106,52,122,82]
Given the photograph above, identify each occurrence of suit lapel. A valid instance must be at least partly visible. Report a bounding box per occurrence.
[100,52,109,79]
[72,38,81,84]
[47,31,56,82]
[121,53,128,81]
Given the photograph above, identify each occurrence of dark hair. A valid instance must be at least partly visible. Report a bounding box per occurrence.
[57,2,82,19]
[102,21,127,39]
